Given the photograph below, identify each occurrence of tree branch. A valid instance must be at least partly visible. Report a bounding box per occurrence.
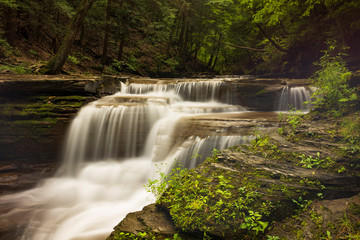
[219,41,266,52]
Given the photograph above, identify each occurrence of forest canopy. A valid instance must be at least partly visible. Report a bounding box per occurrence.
[0,0,360,76]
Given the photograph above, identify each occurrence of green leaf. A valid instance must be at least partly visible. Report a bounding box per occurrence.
[240,223,248,229]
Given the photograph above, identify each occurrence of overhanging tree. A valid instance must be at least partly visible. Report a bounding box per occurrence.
[41,0,97,74]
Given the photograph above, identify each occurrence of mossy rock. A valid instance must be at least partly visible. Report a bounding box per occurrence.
[158,148,326,239]
[268,193,360,239]
[108,130,360,239]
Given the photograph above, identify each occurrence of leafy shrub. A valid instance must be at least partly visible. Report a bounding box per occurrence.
[0,37,15,58]
[28,49,38,56]
[0,0,17,8]
[148,151,271,238]
[0,64,32,74]
[67,55,80,65]
[311,42,357,116]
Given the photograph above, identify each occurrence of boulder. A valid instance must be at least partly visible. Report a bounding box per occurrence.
[106,204,178,240]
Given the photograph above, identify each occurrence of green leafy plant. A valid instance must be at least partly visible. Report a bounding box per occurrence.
[298,152,333,169]
[311,42,357,116]
[28,49,38,56]
[0,37,15,58]
[340,116,360,139]
[323,230,332,240]
[292,196,311,209]
[145,163,172,202]
[0,64,32,74]
[251,135,271,149]
[299,152,323,169]
[337,166,346,173]
[240,210,269,234]
[267,235,281,240]
[286,111,302,131]
[67,55,80,65]
[151,149,272,238]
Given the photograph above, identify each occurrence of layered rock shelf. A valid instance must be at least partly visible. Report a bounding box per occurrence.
[107,118,360,239]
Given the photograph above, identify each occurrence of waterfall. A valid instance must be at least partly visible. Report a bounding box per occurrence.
[165,135,255,171]
[0,79,251,240]
[121,80,229,102]
[59,102,168,176]
[277,86,315,112]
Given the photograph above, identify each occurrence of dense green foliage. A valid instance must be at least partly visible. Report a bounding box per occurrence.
[1,0,360,75]
[143,135,342,239]
[311,44,357,116]
[147,154,273,239]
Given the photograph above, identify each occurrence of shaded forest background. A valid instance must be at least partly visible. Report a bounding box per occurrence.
[0,0,360,77]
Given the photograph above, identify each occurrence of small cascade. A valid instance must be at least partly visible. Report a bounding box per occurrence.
[121,80,229,102]
[60,101,168,176]
[174,81,225,102]
[165,135,255,170]
[121,83,174,95]
[277,86,315,112]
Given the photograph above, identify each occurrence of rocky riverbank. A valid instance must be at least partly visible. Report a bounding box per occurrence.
[107,113,360,240]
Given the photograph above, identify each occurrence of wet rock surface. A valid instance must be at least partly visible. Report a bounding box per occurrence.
[107,117,360,239]
[0,162,57,195]
[0,74,124,165]
[175,112,280,139]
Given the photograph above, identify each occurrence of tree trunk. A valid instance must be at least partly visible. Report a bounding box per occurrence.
[247,50,257,74]
[211,34,222,71]
[193,38,200,59]
[5,7,17,45]
[183,24,191,56]
[207,34,221,68]
[42,0,97,74]
[52,10,60,53]
[207,50,214,68]
[166,10,180,56]
[179,14,186,56]
[79,23,85,47]
[117,33,126,60]
[101,0,113,70]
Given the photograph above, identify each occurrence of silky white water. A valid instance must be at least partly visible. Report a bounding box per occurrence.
[277,86,316,112]
[0,80,252,240]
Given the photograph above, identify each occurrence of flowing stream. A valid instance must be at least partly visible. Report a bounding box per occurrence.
[0,79,314,240]
[0,80,252,240]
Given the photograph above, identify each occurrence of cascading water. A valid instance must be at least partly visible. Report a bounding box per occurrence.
[277,86,316,112]
[121,80,229,102]
[164,135,255,171]
[0,79,251,240]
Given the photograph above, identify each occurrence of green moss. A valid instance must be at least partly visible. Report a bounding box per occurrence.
[0,95,91,121]
[0,64,32,74]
